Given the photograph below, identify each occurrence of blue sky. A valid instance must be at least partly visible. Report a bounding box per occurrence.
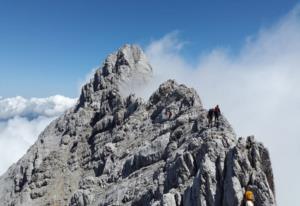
[0,0,298,97]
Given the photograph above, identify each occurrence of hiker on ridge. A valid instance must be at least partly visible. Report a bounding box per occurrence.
[214,105,221,126]
[207,108,214,128]
[207,105,221,128]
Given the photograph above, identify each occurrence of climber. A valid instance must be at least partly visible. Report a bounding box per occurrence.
[168,110,172,119]
[207,108,214,128]
[245,190,254,206]
[214,105,221,127]
[165,109,172,119]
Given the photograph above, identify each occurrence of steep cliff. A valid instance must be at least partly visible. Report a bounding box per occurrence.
[0,45,276,206]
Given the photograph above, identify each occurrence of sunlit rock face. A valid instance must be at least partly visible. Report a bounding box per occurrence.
[0,45,276,206]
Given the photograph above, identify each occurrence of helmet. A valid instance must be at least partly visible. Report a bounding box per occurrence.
[245,191,254,201]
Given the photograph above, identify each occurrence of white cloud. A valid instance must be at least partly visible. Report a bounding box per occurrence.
[0,95,76,119]
[0,95,76,175]
[140,5,300,206]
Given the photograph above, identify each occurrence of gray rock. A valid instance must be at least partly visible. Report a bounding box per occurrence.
[0,45,276,206]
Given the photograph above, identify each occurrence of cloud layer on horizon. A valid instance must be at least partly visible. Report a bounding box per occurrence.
[138,5,300,206]
[0,95,76,120]
[0,95,76,175]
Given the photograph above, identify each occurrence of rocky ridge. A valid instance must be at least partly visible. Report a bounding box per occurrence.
[0,45,276,206]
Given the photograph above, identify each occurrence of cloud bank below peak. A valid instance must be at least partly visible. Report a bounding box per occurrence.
[0,95,77,120]
[0,95,76,175]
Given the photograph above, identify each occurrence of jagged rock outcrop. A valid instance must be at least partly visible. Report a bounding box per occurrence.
[0,45,276,206]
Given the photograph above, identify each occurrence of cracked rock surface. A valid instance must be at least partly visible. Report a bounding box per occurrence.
[0,45,276,206]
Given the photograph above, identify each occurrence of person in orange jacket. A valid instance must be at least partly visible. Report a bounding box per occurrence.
[245,190,254,206]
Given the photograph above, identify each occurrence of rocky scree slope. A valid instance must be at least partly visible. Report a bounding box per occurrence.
[0,45,276,206]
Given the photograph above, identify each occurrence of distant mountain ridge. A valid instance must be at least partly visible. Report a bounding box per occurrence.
[0,45,276,206]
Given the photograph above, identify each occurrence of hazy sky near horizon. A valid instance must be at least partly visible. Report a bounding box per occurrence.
[1,1,300,205]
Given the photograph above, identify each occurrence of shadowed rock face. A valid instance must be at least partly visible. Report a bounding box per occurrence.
[0,45,276,206]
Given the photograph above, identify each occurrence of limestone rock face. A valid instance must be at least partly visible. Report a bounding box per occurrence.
[0,45,276,206]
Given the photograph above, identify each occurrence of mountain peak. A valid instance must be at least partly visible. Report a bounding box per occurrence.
[103,44,152,77]
[0,45,276,206]
[76,44,152,110]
